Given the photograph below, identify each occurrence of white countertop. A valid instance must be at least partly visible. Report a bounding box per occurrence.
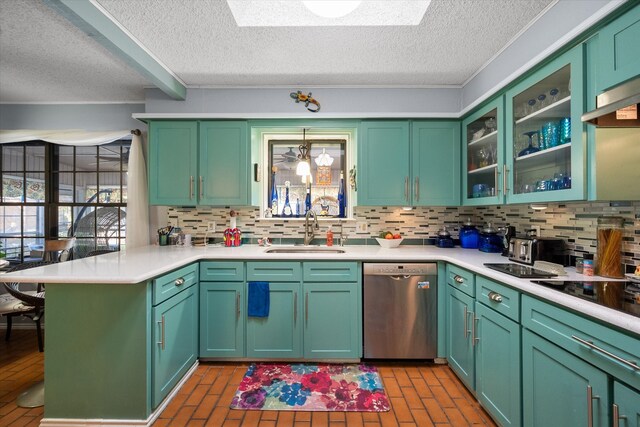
[3,244,639,335]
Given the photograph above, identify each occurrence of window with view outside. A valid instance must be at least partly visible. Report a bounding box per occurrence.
[268,139,346,218]
[0,141,129,263]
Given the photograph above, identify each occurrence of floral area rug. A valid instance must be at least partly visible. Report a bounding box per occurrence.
[230,363,390,412]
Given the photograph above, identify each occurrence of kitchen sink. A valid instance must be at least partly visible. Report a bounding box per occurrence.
[264,246,346,254]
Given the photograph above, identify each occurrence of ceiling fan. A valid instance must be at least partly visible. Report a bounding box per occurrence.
[88,146,129,168]
[273,147,299,169]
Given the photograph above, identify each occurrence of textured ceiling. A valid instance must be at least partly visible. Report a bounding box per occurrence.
[97,0,554,87]
[0,0,554,103]
[0,0,147,103]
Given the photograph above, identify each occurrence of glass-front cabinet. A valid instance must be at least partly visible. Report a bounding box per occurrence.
[462,97,504,205]
[505,46,585,203]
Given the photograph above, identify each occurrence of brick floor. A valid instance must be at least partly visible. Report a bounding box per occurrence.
[0,331,497,426]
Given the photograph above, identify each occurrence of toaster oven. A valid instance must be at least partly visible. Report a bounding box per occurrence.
[508,237,567,265]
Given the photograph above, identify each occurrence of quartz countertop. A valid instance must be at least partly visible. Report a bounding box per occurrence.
[3,244,638,335]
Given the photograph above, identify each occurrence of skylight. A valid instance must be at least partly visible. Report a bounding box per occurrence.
[227,1,431,27]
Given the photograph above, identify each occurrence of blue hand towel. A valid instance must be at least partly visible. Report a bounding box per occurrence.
[248,281,270,317]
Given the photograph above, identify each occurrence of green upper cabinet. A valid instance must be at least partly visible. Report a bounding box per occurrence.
[148,120,251,206]
[358,120,459,206]
[199,121,250,206]
[596,4,640,92]
[505,45,585,204]
[462,97,505,206]
[358,121,410,206]
[411,121,460,206]
[149,121,199,205]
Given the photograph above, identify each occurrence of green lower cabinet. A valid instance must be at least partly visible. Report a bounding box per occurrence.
[303,282,360,359]
[613,381,640,427]
[200,282,245,358]
[246,282,302,359]
[522,329,609,427]
[475,303,521,427]
[446,285,475,390]
[152,285,198,408]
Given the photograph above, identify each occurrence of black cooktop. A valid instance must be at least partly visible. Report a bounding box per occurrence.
[484,263,558,278]
[531,280,640,318]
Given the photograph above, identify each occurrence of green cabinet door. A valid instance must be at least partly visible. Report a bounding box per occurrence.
[358,121,410,206]
[596,4,640,92]
[522,330,609,427]
[411,121,460,206]
[613,381,640,427]
[246,282,302,359]
[148,121,198,205]
[199,121,250,206]
[475,303,521,427]
[446,286,475,390]
[303,282,361,359]
[152,285,198,408]
[200,282,245,358]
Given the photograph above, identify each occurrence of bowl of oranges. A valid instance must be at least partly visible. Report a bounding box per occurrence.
[375,231,403,248]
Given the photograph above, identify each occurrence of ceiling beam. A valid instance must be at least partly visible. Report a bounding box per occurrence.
[44,0,187,101]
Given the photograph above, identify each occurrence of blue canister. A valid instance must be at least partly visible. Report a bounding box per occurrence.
[479,222,503,253]
[459,218,479,249]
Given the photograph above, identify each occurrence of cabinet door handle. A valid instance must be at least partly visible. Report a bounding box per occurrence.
[294,292,298,325]
[305,292,309,326]
[612,403,627,427]
[415,177,419,202]
[157,315,165,350]
[404,177,409,202]
[463,305,469,338]
[236,292,240,319]
[199,176,204,199]
[189,176,194,200]
[503,165,509,195]
[472,313,479,347]
[572,335,640,370]
[587,385,600,427]
[488,291,503,303]
[495,167,500,196]
[454,275,464,284]
[174,277,185,286]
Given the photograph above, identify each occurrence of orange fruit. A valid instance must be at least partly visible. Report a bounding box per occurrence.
[385,233,393,239]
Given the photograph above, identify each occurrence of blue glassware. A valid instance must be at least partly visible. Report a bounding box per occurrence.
[478,223,503,253]
[537,94,546,108]
[337,171,346,218]
[460,218,479,249]
[270,167,279,216]
[282,181,292,217]
[304,187,311,214]
[541,121,559,148]
[527,99,536,115]
[559,117,571,144]
[519,131,540,157]
[550,88,559,103]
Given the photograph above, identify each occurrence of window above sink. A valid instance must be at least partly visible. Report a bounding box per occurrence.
[256,125,356,220]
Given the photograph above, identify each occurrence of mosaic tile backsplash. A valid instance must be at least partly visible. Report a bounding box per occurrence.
[167,201,639,272]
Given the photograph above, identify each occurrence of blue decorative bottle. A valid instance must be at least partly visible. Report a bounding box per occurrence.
[270,167,279,217]
[337,171,346,218]
[305,187,311,214]
[282,181,292,217]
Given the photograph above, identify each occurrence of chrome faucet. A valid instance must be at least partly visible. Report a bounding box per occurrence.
[303,210,319,245]
[337,222,347,246]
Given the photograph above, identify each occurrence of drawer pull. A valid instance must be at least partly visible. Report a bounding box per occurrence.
[587,385,600,427]
[294,292,298,325]
[488,291,503,303]
[190,176,194,200]
[454,275,464,284]
[236,292,240,318]
[199,176,204,198]
[305,292,309,326]
[175,277,185,286]
[572,335,640,370]
[157,315,165,350]
[463,305,469,338]
[472,313,479,347]
[612,403,627,427]
[404,177,409,202]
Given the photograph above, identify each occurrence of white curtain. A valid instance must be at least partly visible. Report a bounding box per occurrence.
[1,128,150,249]
[125,132,150,249]
[0,129,130,145]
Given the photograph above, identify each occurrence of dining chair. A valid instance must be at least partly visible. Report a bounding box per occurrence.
[1,261,55,352]
[43,238,75,262]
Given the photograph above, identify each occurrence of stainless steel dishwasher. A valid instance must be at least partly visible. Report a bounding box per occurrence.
[363,263,437,359]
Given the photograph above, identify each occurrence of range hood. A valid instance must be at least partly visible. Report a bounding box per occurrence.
[582,77,640,127]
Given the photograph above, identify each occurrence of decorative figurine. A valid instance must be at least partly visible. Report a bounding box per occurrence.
[290,91,321,112]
